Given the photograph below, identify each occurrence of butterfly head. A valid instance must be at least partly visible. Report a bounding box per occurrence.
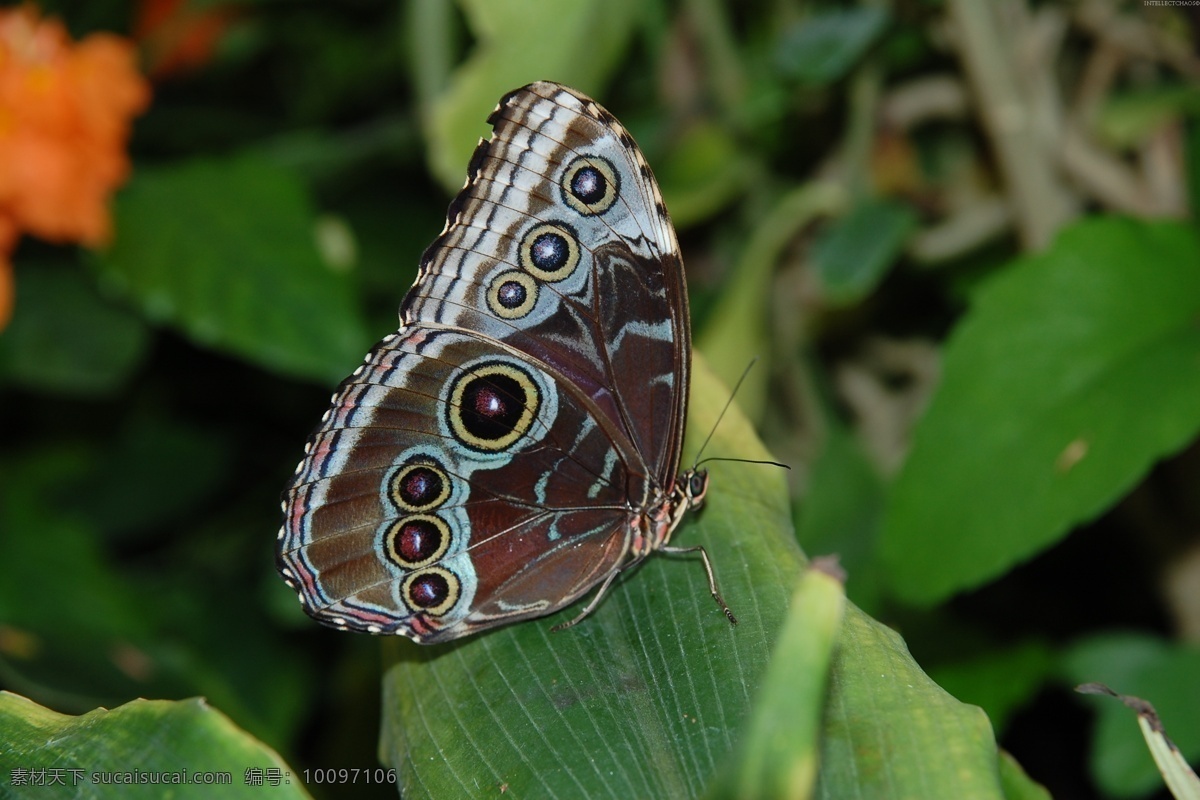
[682,468,710,510]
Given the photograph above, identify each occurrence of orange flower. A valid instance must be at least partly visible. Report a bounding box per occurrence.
[135,0,237,81]
[0,4,150,328]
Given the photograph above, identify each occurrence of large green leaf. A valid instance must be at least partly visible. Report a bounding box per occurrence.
[815,606,1017,799]
[881,218,1200,603]
[0,693,309,800]
[374,354,1040,797]
[94,153,369,383]
[379,355,803,797]
[0,261,148,397]
[711,560,1038,800]
[421,0,642,191]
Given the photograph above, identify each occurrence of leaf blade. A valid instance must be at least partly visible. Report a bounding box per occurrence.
[816,607,1011,799]
[0,692,310,800]
[881,217,1200,603]
[95,153,370,383]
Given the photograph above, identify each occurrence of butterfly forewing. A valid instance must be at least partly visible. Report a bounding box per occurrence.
[278,82,694,642]
[407,83,689,479]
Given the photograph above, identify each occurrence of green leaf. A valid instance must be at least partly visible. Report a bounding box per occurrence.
[794,423,887,613]
[1188,119,1200,222]
[1097,85,1200,148]
[815,606,1014,799]
[95,153,369,383]
[424,0,642,191]
[0,445,312,747]
[374,355,1039,797]
[0,448,151,645]
[929,640,1058,734]
[697,181,845,422]
[0,693,310,800]
[776,8,891,85]
[63,415,231,540]
[1075,683,1200,800]
[999,751,1053,800]
[713,562,846,800]
[379,354,804,798]
[0,262,148,396]
[1066,634,1200,797]
[657,122,754,227]
[812,199,917,305]
[881,218,1200,603]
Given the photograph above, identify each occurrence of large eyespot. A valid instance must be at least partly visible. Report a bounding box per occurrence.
[402,566,460,616]
[518,222,580,282]
[561,155,620,216]
[447,361,541,452]
[486,270,538,319]
[389,462,451,512]
[385,514,451,569]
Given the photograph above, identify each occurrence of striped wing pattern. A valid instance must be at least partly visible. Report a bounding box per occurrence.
[277,83,694,642]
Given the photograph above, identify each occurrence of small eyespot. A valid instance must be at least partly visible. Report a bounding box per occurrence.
[402,567,460,616]
[385,514,451,569]
[389,462,451,512]
[486,270,538,319]
[518,222,580,282]
[561,155,620,216]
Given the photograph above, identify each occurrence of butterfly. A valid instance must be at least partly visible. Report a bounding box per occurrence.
[277,81,735,643]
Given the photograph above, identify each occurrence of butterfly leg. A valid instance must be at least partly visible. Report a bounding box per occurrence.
[550,567,624,632]
[659,545,738,626]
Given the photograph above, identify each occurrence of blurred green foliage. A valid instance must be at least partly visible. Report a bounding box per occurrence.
[3,1,1200,798]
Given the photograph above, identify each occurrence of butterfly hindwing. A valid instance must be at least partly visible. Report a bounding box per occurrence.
[282,328,640,639]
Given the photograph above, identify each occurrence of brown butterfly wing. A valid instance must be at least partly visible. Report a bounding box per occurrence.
[405,82,689,481]
[278,83,690,641]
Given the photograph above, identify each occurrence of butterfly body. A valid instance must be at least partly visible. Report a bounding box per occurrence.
[278,82,729,643]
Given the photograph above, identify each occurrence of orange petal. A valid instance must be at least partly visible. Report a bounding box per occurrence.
[0,5,148,249]
[0,219,14,331]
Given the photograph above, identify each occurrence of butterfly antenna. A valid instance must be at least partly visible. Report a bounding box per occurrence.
[695,455,790,470]
[692,358,759,468]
